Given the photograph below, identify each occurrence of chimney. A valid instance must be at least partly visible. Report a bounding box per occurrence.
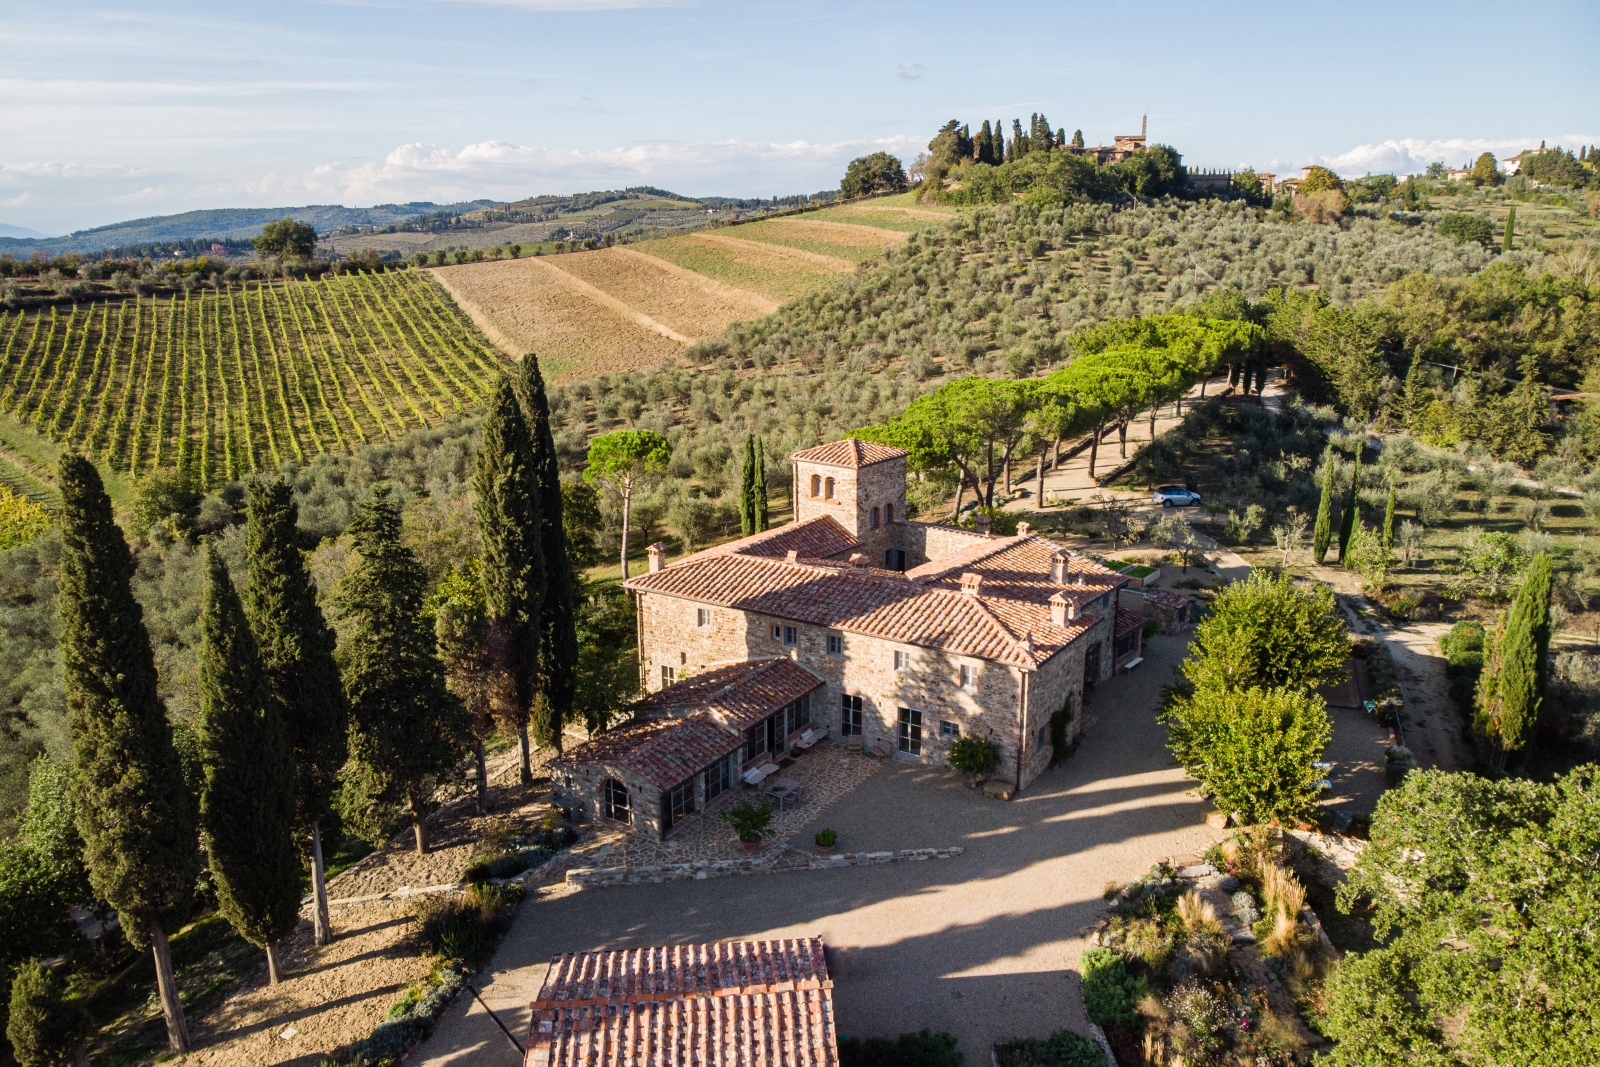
[975,514,991,536]
[1050,592,1076,625]
[849,553,869,568]
[785,549,799,565]
[647,542,667,572]
[1076,572,1086,587]
[1051,551,1069,584]
[960,572,983,597]
[1016,521,1031,537]
[1020,632,1035,655]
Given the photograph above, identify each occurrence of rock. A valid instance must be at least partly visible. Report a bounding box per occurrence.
[981,779,1015,801]
[1177,863,1216,879]
[1205,810,1230,830]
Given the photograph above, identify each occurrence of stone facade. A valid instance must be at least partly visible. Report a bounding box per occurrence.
[793,450,908,563]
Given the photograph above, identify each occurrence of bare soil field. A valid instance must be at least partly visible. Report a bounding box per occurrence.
[431,260,680,381]
[550,247,778,336]
[732,218,907,263]
[637,234,848,303]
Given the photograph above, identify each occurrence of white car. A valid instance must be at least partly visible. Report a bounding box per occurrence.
[1153,486,1202,508]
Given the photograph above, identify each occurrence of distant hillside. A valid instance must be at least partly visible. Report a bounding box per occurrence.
[0,201,497,256]
[0,223,57,240]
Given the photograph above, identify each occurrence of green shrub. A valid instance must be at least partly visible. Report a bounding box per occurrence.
[1080,948,1145,1030]
[993,1031,1105,1067]
[1438,213,1494,246]
[839,1029,962,1067]
[947,735,1000,777]
[719,799,775,842]
[816,828,838,848]
[411,883,522,969]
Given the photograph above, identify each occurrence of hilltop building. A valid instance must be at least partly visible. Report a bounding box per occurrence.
[554,439,1159,839]
[1069,115,1150,165]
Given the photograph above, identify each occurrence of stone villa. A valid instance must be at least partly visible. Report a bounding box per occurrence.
[552,439,1151,839]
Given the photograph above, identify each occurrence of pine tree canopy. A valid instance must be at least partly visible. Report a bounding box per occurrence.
[57,454,197,948]
[518,354,579,747]
[475,375,545,709]
[198,545,302,951]
[244,478,346,831]
[335,487,469,842]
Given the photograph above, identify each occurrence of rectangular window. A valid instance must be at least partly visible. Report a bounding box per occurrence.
[663,777,696,831]
[939,719,959,740]
[661,664,675,686]
[870,506,880,529]
[897,707,923,755]
[959,664,975,690]
[697,608,711,628]
[893,650,908,671]
[885,503,894,523]
[841,694,863,736]
[782,626,797,646]
[885,548,907,571]
[1037,724,1050,749]
[772,625,782,641]
[827,634,843,656]
[704,757,731,802]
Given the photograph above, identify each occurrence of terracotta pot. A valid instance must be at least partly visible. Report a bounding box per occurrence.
[816,842,837,855]
[740,837,761,853]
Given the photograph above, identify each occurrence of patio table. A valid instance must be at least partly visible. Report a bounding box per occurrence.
[763,777,804,812]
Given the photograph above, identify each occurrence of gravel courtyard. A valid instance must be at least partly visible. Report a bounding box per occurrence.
[414,631,1219,1066]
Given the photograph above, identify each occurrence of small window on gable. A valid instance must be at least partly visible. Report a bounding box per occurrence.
[871,506,880,529]
[1038,724,1050,749]
[824,477,835,500]
[884,503,894,522]
[772,625,782,641]
[893,650,908,671]
[959,664,976,690]
[827,634,843,656]
[810,473,821,497]
[696,608,711,628]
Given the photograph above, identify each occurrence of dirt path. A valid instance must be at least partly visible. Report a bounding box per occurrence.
[1383,621,1468,772]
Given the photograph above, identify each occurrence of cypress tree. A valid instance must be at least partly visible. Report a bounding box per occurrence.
[1476,556,1550,770]
[753,437,768,532]
[57,455,198,1053]
[244,478,346,947]
[6,960,91,1067]
[517,355,578,754]
[977,120,993,164]
[197,546,301,985]
[432,561,496,814]
[1072,129,1085,149]
[1382,478,1397,553]
[474,376,545,783]
[1522,552,1554,698]
[1399,356,1427,431]
[1502,206,1515,252]
[1338,461,1360,564]
[336,487,470,854]
[993,120,1005,162]
[1312,449,1336,564]
[739,434,756,536]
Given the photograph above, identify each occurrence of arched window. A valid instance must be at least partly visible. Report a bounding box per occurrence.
[810,473,821,497]
[870,506,880,529]
[884,503,894,523]
[824,477,835,499]
[602,778,632,824]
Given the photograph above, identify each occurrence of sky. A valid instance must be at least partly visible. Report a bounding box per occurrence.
[2,0,1596,236]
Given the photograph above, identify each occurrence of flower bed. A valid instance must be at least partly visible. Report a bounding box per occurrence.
[1085,829,1335,1065]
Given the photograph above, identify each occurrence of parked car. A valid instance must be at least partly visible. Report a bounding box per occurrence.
[1152,486,1202,507]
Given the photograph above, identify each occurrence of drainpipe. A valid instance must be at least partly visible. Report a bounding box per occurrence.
[635,591,645,690]
[1014,670,1029,793]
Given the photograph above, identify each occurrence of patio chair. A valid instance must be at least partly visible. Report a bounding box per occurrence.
[794,726,824,750]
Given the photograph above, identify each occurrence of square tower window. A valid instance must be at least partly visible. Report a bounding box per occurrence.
[810,473,821,497]
[870,506,880,529]
[824,477,835,499]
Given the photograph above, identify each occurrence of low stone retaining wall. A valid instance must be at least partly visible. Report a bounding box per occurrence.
[567,846,964,888]
[1285,828,1366,888]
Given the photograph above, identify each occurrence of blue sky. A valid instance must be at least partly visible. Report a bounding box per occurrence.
[3,0,1596,235]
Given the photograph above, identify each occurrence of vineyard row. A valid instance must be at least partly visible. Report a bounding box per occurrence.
[0,271,506,487]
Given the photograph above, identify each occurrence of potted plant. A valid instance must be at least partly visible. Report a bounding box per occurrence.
[720,799,775,853]
[815,828,838,855]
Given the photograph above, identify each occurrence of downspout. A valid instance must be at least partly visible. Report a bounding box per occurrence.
[1014,669,1029,792]
[635,591,645,691]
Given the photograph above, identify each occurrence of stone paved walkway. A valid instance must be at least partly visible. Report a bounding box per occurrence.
[566,739,883,871]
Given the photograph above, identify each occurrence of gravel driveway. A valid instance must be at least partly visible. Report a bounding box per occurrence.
[414,633,1217,1067]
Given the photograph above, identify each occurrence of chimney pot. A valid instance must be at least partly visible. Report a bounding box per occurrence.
[975,515,991,536]
[1076,572,1086,586]
[1016,521,1031,537]
[960,572,983,597]
[647,542,667,572]
[1051,551,1069,584]
[849,553,869,568]
[1049,591,1075,625]
[785,549,799,564]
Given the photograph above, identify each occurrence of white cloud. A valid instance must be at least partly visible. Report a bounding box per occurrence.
[1276,134,1598,178]
[898,62,923,81]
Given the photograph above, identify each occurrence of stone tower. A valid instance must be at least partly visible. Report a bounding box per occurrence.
[789,439,908,542]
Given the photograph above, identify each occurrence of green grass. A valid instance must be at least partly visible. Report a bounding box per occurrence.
[637,235,845,302]
[730,220,899,264]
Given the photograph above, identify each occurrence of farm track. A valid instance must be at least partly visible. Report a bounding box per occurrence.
[0,272,503,488]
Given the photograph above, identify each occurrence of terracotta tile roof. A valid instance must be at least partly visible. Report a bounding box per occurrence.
[695,516,859,563]
[636,658,825,730]
[789,438,907,468]
[526,939,838,1067]
[1115,608,1150,638]
[625,536,1118,669]
[549,714,741,791]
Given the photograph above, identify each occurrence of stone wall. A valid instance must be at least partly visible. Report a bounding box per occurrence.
[873,521,992,571]
[567,846,966,888]
[792,455,907,542]
[561,759,666,839]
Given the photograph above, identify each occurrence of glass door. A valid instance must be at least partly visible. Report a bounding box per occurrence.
[897,707,923,755]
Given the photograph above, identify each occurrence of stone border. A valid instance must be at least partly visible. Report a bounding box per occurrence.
[567,846,964,888]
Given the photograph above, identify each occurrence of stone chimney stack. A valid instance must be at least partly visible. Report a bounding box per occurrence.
[1016,521,1031,537]
[1076,571,1087,586]
[960,572,983,597]
[849,553,869,568]
[785,549,799,565]
[1051,551,1070,584]
[975,514,991,536]
[647,543,667,572]
[1049,592,1075,625]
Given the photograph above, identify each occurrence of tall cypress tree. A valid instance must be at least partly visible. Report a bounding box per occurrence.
[1398,356,1427,431]
[517,355,578,754]
[976,120,994,164]
[1522,552,1554,698]
[739,434,757,536]
[1338,461,1361,564]
[244,478,346,947]
[993,120,1005,162]
[1502,206,1515,252]
[57,455,198,1052]
[475,376,545,782]
[336,488,470,853]
[1312,449,1336,564]
[753,437,768,532]
[198,545,301,985]
[1382,479,1397,552]
[1475,554,1551,771]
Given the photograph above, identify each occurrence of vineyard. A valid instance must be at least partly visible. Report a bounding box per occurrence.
[0,270,505,488]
